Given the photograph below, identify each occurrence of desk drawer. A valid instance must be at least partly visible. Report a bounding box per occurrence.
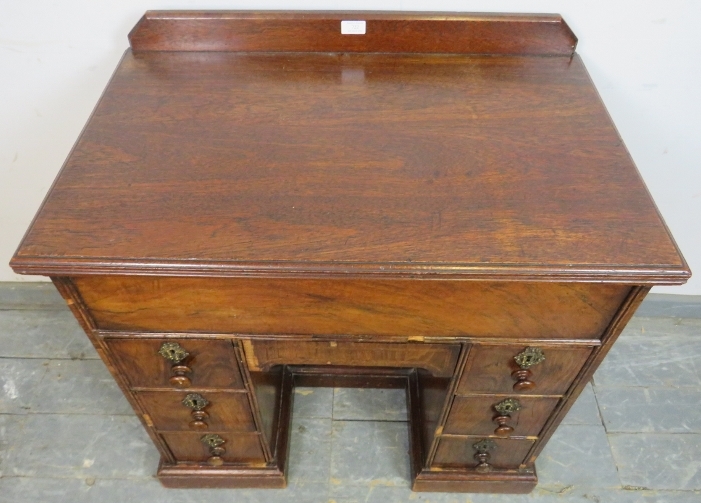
[138,391,256,432]
[105,338,244,390]
[243,340,460,378]
[433,437,535,469]
[73,276,629,339]
[458,345,593,396]
[161,432,265,465]
[444,396,560,437]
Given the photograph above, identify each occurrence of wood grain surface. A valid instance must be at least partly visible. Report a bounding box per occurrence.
[129,11,577,55]
[11,47,688,283]
[72,276,629,338]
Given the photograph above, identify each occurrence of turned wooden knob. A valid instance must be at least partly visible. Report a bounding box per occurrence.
[208,446,226,465]
[207,456,224,466]
[189,410,209,430]
[493,416,514,437]
[169,375,192,388]
[169,364,192,388]
[511,369,536,391]
[190,420,209,430]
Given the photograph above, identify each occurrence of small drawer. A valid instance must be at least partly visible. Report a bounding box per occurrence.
[444,396,560,437]
[458,345,593,396]
[161,432,266,465]
[433,437,535,469]
[105,338,244,389]
[243,340,461,378]
[138,391,257,432]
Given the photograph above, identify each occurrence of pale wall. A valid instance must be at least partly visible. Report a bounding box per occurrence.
[2,1,699,294]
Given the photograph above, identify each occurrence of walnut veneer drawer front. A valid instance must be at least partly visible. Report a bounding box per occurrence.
[444,396,560,437]
[73,276,630,338]
[458,345,594,396]
[243,340,460,378]
[138,391,256,432]
[105,338,244,389]
[161,432,265,464]
[433,438,535,469]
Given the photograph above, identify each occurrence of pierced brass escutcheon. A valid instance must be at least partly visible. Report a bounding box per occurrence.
[473,438,497,454]
[182,393,209,411]
[158,342,189,363]
[514,347,545,369]
[494,398,522,416]
[201,433,225,449]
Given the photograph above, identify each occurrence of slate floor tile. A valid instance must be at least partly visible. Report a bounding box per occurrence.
[329,484,454,503]
[92,477,329,503]
[27,359,133,415]
[609,433,701,490]
[4,478,698,503]
[596,387,701,433]
[0,476,330,503]
[0,359,48,414]
[561,383,601,426]
[330,420,410,487]
[467,487,701,503]
[0,476,95,503]
[329,484,701,503]
[0,413,28,478]
[293,387,333,419]
[536,424,620,489]
[635,294,701,318]
[0,309,97,359]
[332,388,408,421]
[0,282,65,310]
[593,335,701,388]
[621,317,701,338]
[287,417,333,486]
[3,414,158,478]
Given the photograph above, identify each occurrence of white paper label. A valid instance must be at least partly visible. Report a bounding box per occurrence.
[341,20,366,35]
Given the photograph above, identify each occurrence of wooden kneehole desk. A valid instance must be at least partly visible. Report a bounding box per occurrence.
[11,11,690,494]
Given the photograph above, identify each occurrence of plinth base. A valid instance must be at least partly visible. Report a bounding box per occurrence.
[158,461,286,489]
[412,468,537,493]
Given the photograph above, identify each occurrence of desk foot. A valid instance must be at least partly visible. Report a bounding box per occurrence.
[412,468,537,493]
[157,461,286,489]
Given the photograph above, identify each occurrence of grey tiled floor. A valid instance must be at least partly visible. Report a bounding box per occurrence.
[1,284,701,502]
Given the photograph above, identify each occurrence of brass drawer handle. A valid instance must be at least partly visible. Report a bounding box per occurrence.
[182,393,210,430]
[493,398,522,437]
[201,433,226,466]
[512,347,545,392]
[473,439,497,473]
[158,342,193,388]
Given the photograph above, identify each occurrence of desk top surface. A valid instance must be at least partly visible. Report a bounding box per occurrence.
[11,12,689,283]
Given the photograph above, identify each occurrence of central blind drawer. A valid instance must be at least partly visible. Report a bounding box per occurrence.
[242,340,461,378]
